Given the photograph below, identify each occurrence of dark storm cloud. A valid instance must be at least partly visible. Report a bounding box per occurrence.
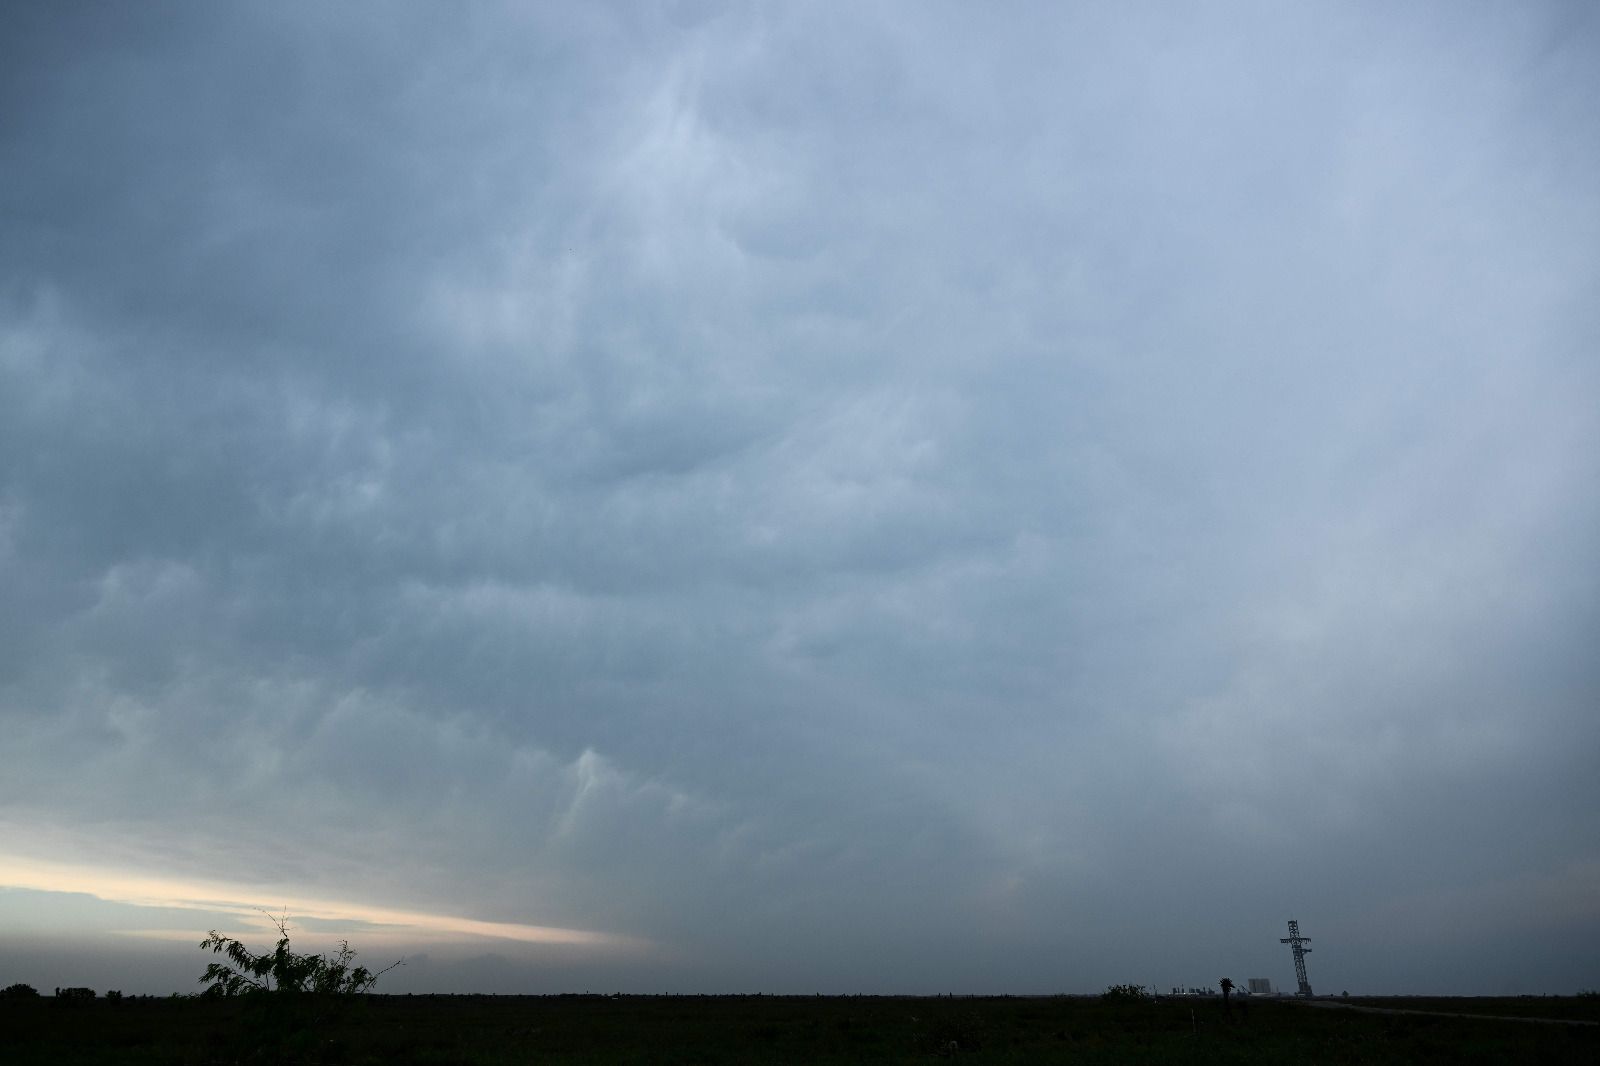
[2,1,1597,993]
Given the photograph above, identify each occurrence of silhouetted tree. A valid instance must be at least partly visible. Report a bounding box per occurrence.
[199,913,401,1060]
[199,912,399,998]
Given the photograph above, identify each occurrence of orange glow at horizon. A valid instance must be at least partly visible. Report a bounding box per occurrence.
[0,850,645,952]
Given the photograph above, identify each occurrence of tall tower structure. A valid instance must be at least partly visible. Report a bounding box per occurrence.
[1279,919,1313,997]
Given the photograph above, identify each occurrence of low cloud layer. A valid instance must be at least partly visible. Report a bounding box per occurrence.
[3,2,1597,994]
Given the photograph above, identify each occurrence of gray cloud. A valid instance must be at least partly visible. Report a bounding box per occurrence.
[2,1,1597,994]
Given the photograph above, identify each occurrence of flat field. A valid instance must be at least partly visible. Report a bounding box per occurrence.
[3,993,1597,1064]
[1344,995,1600,1023]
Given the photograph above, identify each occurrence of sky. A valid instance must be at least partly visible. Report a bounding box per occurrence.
[2,1,1597,997]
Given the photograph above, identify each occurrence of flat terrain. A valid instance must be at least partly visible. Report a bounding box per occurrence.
[1342,995,1600,1023]
[4,993,1598,1064]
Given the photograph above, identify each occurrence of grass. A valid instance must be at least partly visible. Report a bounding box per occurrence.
[2,992,1596,1064]
[1345,995,1600,1023]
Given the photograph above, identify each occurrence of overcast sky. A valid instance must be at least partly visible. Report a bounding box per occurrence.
[2,1,1597,997]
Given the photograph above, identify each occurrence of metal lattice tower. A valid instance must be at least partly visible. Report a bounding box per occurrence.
[1279,919,1313,997]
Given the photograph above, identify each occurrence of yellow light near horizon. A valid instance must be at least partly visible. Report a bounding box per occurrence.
[0,850,642,952]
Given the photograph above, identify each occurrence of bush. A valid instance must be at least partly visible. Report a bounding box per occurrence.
[1102,984,1151,1002]
[199,912,400,998]
[2,982,41,1000]
[199,914,401,1060]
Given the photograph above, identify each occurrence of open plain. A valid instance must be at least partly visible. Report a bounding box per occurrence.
[4,992,1598,1064]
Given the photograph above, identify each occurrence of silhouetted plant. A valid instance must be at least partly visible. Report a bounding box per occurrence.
[199,913,400,1062]
[1101,983,1151,1002]
[199,912,399,998]
[2,982,41,999]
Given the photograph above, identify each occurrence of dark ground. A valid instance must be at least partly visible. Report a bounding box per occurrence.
[3,992,1598,1064]
[1342,995,1600,1023]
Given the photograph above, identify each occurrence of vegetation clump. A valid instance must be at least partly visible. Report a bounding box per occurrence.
[199,912,399,998]
[2,982,41,999]
[195,913,401,1061]
[1101,983,1152,1002]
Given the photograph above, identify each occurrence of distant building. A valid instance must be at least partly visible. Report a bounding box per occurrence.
[1247,978,1272,995]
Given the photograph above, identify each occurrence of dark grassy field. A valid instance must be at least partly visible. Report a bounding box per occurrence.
[4,992,1597,1064]
[1345,995,1600,1023]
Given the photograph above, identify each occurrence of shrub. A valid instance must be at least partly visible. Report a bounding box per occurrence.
[199,912,400,998]
[2,982,41,1000]
[199,913,401,1060]
[1102,984,1151,1002]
